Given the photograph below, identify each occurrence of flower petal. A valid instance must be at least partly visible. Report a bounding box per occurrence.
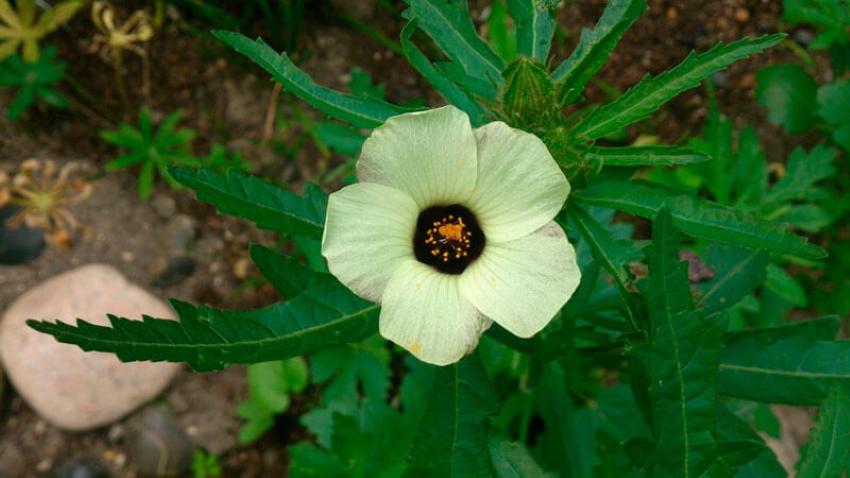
[468,122,569,243]
[459,222,580,338]
[380,259,489,366]
[322,183,418,302]
[357,105,478,208]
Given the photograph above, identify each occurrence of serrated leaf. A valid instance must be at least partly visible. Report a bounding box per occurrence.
[796,381,850,478]
[697,245,769,316]
[315,121,365,157]
[582,145,709,168]
[400,20,487,125]
[567,201,642,307]
[630,206,726,477]
[309,336,391,403]
[27,273,378,372]
[402,0,504,86]
[764,144,836,205]
[238,357,308,443]
[552,0,646,105]
[212,30,410,128]
[573,34,784,141]
[715,406,786,478]
[718,317,850,405]
[574,178,826,259]
[406,353,498,478]
[506,0,558,62]
[170,167,326,239]
[755,64,818,134]
[817,80,850,126]
[249,244,317,298]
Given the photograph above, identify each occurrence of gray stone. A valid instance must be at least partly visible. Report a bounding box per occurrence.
[165,214,197,256]
[150,195,177,219]
[0,264,181,431]
[128,406,193,478]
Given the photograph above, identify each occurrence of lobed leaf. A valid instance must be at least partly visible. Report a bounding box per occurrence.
[171,167,327,239]
[581,145,709,168]
[755,64,818,134]
[407,353,498,478]
[572,34,784,141]
[402,0,505,86]
[630,206,727,477]
[552,0,646,106]
[574,177,826,259]
[718,317,850,405]
[506,0,558,62]
[400,20,487,125]
[212,30,410,128]
[27,272,378,372]
[697,245,769,317]
[796,381,850,478]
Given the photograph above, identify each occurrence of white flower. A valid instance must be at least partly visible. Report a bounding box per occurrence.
[321,106,581,366]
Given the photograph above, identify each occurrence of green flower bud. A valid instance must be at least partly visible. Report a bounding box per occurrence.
[499,57,557,132]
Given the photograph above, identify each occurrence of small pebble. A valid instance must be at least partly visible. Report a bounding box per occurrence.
[128,406,193,478]
[734,8,750,23]
[0,206,45,265]
[151,194,177,219]
[166,214,198,255]
[151,256,196,288]
[52,458,110,478]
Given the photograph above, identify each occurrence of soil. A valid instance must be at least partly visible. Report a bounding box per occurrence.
[0,0,822,476]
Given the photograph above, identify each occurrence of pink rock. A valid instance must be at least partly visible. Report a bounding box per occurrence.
[0,264,181,431]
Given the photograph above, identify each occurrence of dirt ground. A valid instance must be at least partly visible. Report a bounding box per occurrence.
[0,0,818,476]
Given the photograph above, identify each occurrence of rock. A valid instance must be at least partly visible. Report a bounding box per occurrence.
[0,264,181,430]
[0,205,46,265]
[150,195,177,219]
[151,256,196,288]
[128,406,193,478]
[52,458,111,478]
[165,214,197,256]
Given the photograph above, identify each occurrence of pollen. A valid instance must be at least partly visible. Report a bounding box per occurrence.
[413,204,485,274]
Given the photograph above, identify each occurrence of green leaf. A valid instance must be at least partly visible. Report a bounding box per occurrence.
[170,167,327,239]
[237,357,308,444]
[402,0,505,86]
[506,0,558,62]
[552,0,646,105]
[573,34,784,141]
[489,439,552,478]
[212,31,410,128]
[249,244,317,298]
[630,206,727,477]
[718,317,850,405]
[315,121,365,157]
[567,202,642,308]
[697,245,769,316]
[764,144,836,205]
[755,64,818,134]
[574,178,826,259]
[581,145,709,168]
[27,273,379,372]
[406,353,498,478]
[535,361,595,478]
[400,20,487,125]
[487,0,516,62]
[797,381,850,478]
[817,80,850,126]
[309,336,391,403]
[715,406,786,478]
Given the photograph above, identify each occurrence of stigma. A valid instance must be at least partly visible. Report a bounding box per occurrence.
[413,205,485,274]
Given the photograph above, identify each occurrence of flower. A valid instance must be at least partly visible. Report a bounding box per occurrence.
[322,106,581,366]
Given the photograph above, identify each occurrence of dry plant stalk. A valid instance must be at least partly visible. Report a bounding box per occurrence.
[0,159,93,251]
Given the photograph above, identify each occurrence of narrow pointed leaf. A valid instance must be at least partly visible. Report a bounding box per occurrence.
[506,0,558,62]
[400,20,487,125]
[574,178,826,259]
[249,243,317,298]
[27,274,378,372]
[402,0,505,85]
[797,381,850,478]
[552,0,646,105]
[697,245,769,316]
[407,353,498,478]
[582,145,709,168]
[170,167,327,239]
[719,317,850,405]
[630,206,726,477]
[212,30,410,128]
[572,34,785,140]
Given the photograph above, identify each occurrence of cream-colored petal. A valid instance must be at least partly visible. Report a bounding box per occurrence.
[379,258,490,366]
[468,121,569,243]
[357,105,478,208]
[322,183,418,302]
[459,222,580,338]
